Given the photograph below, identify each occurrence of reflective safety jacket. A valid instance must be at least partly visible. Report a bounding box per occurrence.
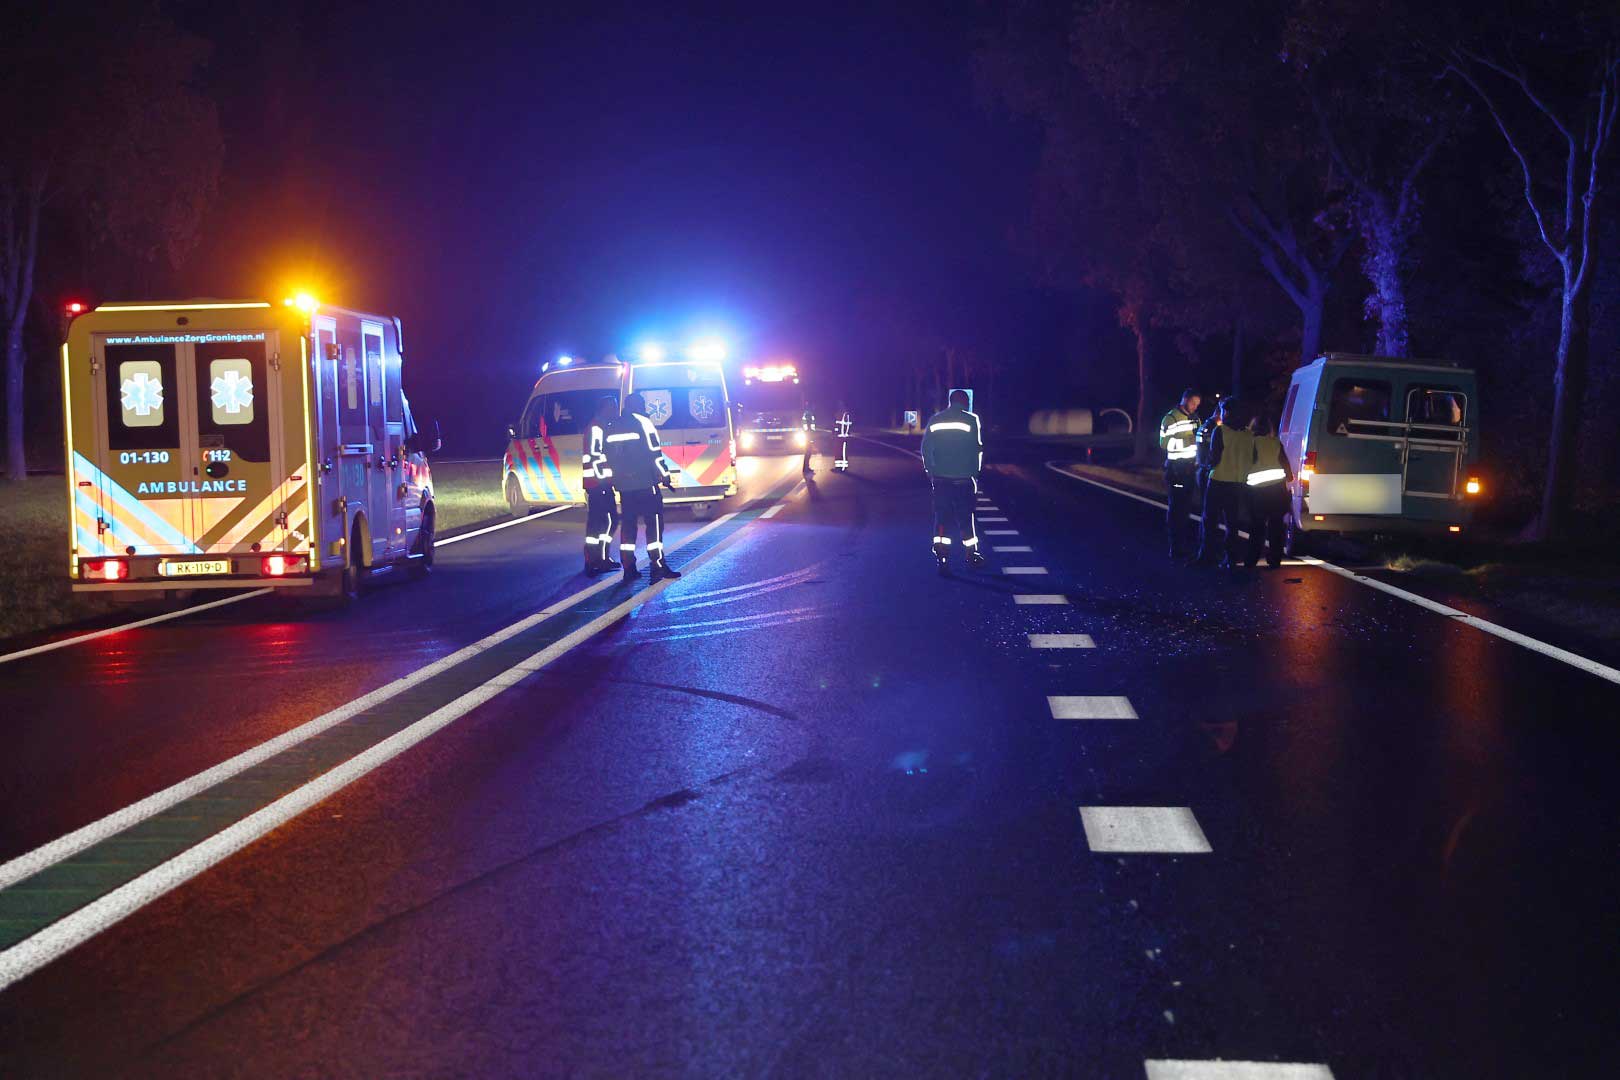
[582,422,612,489]
[921,405,983,479]
[835,412,852,438]
[1159,406,1199,464]
[1247,434,1290,488]
[602,411,672,491]
[1209,426,1256,484]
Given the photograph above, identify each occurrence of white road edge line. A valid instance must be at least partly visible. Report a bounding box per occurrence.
[0,492,791,991]
[1043,461,1620,687]
[0,497,763,894]
[0,504,576,667]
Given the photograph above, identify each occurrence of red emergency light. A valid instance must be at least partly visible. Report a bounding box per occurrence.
[260,554,308,577]
[65,301,88,315]
[81,557,129,581]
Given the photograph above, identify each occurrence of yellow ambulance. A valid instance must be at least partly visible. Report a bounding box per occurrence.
[61,296,437,601]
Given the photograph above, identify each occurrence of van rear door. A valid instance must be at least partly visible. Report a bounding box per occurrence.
[1308,373,1403,514]
[641,381,732,493]
[1401,385,1469,505]
[91,334,198,557]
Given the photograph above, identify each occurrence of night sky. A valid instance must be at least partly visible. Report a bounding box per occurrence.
[179,1,1070,448]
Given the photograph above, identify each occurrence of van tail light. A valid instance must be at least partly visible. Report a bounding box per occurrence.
[261,554,308,577]
[1464,476,1482,496]
[82,558,129,581]
[1300,450,1316,477]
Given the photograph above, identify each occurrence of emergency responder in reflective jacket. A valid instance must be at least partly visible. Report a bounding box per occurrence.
[603,392,681,582]
[921,389,985,574]
[1244,412,1292,569]
[833,404,852,472]
[1158,388,1202,560]
[581,396,621,575]
[1198,398,1254,570]
[801,401,816,476]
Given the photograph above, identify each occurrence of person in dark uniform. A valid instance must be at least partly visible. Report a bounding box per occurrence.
[580,396,621,575]
[1192,395,1223,532]
[921,389,985,575]
[1244,412,1292,568]
[1157,388,1202,559]
[603,392,681,582]
[801,400,816,476]
[1198,398,1254,570]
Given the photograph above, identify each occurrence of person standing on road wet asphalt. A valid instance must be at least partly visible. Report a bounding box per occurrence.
[922,389,985,575]
[1244,411,1292,568]
[801,399,817,476]
[1192,396,1223,537]
[834,402,852,472]
[603,392,681,582]
[1198,398,1254,571]
[581,396,622,576]
[1158,388,1202,560]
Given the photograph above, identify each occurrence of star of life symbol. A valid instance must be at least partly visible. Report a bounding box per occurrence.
[121,372,164,417]
[642,389,673,425]
[211,369,254,414]
[689,391,716,423]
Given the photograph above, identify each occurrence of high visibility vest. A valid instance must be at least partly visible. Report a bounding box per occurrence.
[582,422,612,488]
[1159,407,1199,462]
[1211,427,1255,484]
[1247,434,1287,488]
[603,412,670,490]
[921,406,983,478]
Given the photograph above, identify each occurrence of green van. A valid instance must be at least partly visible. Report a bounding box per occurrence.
[1278,354,1483,553]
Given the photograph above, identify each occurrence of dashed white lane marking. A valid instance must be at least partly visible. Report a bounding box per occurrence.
[1043,460,1620,688]
[1145,1062,1334,1080]
[0,505,578,668]
[979,516,1009,523]
[1079,807,1212,853]
[978,505,1001,512]
[0,498,790,992]
[436,504,571,547]
[1014,594,1069,605]
[993,545,1033,552]
[1048,695,1137,719]
[1028,633,1095,649]
[984,529,1019,535]
[1002,567,1049,575]
[759,502,786,519]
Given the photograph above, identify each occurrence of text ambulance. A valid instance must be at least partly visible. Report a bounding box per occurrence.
[62,297,436,600]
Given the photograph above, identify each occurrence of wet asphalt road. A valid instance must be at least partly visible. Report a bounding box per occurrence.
[0,438,1615,1078]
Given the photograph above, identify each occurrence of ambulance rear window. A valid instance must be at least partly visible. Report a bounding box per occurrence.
[663,386,725,428]
[107,342,180,451]
[195,339,270,461]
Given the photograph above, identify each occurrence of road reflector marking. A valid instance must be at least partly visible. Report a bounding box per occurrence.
[1048,695,1136,719]
[1002,567,1048,575]
[1028,633,1094,649]
[1079,806,1211,853]
[984,529,1018,535]
[1014,594,1068,605]
[1144,1062,1334,1080]
[993,545,1032,552]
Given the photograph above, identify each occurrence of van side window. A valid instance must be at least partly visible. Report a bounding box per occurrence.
[1280,385,1301,435]
[537,390,607,437]
[1328,379,1391,433]
[519,397,544,439]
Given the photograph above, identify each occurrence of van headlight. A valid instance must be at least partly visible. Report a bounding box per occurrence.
[739,431,755,450]
[793,430,808,448]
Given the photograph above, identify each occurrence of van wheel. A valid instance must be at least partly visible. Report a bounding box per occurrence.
[410,505,436,577]
[690,502,714,521]
[505,475,530,518]
[1284,513,1309,557]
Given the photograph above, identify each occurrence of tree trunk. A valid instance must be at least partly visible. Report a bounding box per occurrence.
[1532,272,1591,541]
[1299,283,1326,368]
[1129,316,1157,462]
[4,317,25,482]
[1361,197,1410,358]
[1229,318,1245,396]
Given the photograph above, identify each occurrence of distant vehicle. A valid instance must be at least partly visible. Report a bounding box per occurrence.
[734,362,808,455]
[1278,353,1483,553]
[621,357,738,518]
[62,296,437,601]
[503,358,621,516]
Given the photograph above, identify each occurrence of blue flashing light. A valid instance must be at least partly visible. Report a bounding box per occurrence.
[557,355,574,366]
[637,341,667,363]
[686,337,728,363]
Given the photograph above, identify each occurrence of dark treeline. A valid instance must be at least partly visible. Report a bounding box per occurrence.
[977,0,1618,539]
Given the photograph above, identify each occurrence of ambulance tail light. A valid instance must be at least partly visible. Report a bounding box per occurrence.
[261,554,309,577]
[81,558,129,582]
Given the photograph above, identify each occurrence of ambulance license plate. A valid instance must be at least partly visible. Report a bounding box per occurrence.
[160,559,230,578]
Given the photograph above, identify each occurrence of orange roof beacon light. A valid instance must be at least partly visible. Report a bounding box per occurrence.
[284,291,320,315]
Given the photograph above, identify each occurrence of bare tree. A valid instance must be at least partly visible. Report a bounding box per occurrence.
[1447,35,1619,538]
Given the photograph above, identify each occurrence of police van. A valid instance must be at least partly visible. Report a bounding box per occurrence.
[621,358,738,517]
[62,297,437,600]
[502,358,621,516]
[1278,353,1483,552]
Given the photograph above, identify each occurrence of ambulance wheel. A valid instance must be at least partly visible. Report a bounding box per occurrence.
[690,502,714,521]
[505,475,530,518]
[409,505,436,577]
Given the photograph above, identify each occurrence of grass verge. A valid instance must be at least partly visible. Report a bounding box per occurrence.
[0,459,513,644]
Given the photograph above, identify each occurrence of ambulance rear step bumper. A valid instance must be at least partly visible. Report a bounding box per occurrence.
[663,486,730,504]
[73,576,316,592]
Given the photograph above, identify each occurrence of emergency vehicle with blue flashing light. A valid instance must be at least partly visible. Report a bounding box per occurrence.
[734,362,809,455]
[503,345,739,519]
[61,296,437,601]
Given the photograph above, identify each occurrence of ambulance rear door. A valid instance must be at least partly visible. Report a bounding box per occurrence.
[629,363,734,498]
